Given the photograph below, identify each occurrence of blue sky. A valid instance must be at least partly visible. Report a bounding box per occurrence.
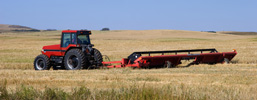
[1,0,257,31]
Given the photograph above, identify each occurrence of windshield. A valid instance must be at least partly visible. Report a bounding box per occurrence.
[77,35,91,44]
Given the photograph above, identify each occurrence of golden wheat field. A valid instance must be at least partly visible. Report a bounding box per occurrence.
[0,30,256,99]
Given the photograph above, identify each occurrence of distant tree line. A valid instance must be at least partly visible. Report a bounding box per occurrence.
[201,31,216,33]
[101,28,110,31]
[45,29,57,31]
[12,29,40,32]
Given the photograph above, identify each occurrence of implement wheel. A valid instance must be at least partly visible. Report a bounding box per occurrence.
[64,49,86,70]
[164,61,174,68]
[34,54,51,70]
[223,58,230,64]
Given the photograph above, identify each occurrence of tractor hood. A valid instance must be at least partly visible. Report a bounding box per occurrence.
[42,44,60,50]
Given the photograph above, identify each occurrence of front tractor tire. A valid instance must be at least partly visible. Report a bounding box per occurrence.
[64,49,86,70]
[34,54,51,70]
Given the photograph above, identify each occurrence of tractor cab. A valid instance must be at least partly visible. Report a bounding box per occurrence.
[61,30,92,47]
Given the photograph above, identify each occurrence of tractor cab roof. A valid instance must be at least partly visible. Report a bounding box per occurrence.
[62,30,91,35]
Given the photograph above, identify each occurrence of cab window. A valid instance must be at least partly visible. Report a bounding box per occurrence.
[61,33,71,47]
[78,35,91,44]
[71,33,77,44]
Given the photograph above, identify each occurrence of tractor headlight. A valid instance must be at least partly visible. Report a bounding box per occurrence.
[42,49,46,53]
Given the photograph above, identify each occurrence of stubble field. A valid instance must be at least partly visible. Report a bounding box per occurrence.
[0,30,256,99]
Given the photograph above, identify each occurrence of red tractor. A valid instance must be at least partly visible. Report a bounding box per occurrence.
[34,30,237,70]
[34,30,103,70]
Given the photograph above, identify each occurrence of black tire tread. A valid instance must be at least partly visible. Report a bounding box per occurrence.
[64,49,86,70]
[34,54,51,70]
[93,48,103,66]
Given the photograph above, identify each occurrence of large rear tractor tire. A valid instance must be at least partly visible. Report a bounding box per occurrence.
[64,49,86,70]
[34,54,51,70]
[93,48,103,67]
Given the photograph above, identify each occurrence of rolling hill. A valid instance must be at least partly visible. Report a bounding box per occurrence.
[0,24,39,33]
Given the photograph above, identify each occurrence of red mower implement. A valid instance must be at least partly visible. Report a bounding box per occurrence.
[102,49,237,68]
[34,30,237,70]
